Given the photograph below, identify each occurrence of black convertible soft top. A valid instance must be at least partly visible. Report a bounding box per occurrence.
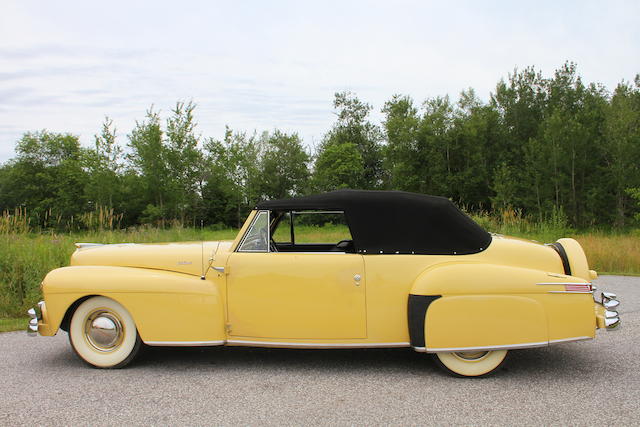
[256,190,491,255]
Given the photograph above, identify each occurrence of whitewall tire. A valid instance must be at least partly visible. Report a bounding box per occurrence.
[69,296,142,368]
[433,350,508,377]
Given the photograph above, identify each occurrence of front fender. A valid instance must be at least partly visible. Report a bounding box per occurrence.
[42,266,225,343]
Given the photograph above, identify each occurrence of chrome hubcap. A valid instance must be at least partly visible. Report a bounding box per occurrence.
[85,310,123,352]
[454,351,490,361]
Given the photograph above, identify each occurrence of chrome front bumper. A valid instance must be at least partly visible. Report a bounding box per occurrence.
[26,301,44,336]
[598,292,621,330]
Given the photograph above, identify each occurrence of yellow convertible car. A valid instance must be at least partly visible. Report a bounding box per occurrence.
[28,190,620,376]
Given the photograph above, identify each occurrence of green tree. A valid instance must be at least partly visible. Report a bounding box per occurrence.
[448,89,501,208]
[202,128,261,227]
[491,62,611,225]
[259,130,310,199]
[165,101,203,222]
[0,131,87,227]
[491,66,546,163]
[127,108,168,221]
[312,141,364,191]
[414,96,456,196]
[319,92,383,189]
[489,67,547,213]
[603,80,640,226]
[491,162,518,211]
[382,94,422,191]
[626,188,640,222]
[382,94,456,196]
[84,117,122,210]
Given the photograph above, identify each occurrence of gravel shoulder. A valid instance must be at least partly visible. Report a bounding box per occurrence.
[1,275,637,425]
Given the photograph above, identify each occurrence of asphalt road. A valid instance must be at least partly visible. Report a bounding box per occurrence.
[1,275,638,426]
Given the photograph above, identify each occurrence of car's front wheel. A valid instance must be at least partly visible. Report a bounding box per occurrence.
[69,296,142,368]
[433,350,508,377]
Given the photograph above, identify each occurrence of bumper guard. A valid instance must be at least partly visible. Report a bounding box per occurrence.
[26,301,44,336]
[598,292,620,330]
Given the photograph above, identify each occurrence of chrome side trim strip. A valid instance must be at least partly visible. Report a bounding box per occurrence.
[145,337,593,350]
[226,340,410,349]
[426,341,548,353]
[536,282,590,286]
[549,336,592,344]
[548,291,593,294]
[144,340,226,347]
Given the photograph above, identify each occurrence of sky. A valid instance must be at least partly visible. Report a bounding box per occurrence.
[0,0,638,162]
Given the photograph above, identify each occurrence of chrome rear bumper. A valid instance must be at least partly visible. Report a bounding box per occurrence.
[26,301,44,336]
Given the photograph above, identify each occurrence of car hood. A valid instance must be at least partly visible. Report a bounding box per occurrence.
[70,241,234,277]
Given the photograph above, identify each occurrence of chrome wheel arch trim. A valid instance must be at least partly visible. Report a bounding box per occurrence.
[419,336,592,353]
[424,342,548,353]
[548,336,592,344]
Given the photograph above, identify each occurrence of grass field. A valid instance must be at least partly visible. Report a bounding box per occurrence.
[1,220,638,332]
[0,317,28,333]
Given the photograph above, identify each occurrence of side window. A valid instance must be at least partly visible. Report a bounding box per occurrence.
[292,211,352,244]
[270,210,354,252]
[238,211,270,252]
[272,212,292,244]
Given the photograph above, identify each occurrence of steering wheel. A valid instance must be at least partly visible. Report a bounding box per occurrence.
[243,235,263,251]
[242,229,269,251]
[335,239,353,251]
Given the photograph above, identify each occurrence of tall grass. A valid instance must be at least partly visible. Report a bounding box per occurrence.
[470,207,574,243]
[0,317,29,333]
[0,226,238,318]
[78,206,124,230]
[575,233,640,276]
[1,209,638,319]
[0,207,31,234]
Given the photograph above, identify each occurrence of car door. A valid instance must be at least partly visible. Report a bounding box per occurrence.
[226,210,367,340]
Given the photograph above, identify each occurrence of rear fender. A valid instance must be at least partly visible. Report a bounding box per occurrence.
[556,238,591,281]
[409,263,548,351]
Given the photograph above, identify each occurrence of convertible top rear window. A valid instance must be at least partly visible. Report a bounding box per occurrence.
[257,190,491,255]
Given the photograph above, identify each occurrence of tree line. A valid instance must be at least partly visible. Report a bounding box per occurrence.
[1,62,639,231]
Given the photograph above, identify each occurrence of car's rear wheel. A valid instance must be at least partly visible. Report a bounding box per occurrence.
[69,296,141,368]
[433,350,508,377]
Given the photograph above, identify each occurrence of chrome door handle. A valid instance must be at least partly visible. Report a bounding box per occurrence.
[213,266,225,273]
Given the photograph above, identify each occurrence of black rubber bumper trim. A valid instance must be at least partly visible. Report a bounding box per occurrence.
[408,294,441,348]
[550,242,572,276]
